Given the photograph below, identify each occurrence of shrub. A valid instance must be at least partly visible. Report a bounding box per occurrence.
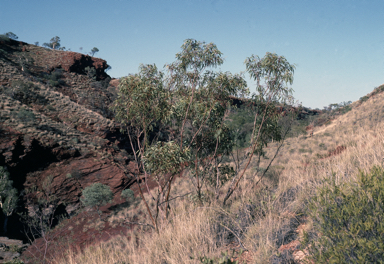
[339,104,351,114]
[16,107,35,122]
[84,66,97,80]
[0,166,18,234]
[121,188,134,202]
[81,183,113,219]
[48,69,65,87]
[359,95,369,103]
[306,166,384,263]
[8,80,47,105]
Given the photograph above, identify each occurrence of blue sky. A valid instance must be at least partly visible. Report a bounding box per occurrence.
[1,0,383,109]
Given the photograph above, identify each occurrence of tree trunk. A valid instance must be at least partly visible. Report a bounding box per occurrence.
[3,215,8,235]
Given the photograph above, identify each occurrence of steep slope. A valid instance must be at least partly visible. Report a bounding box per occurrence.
[0,38,136,246]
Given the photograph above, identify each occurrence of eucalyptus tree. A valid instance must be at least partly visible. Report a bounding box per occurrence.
[112,40,296,229]
[223,52,296,205]
[112,39,247,230]
[0,166,18,234]
[165,39,248,202]
[90,47,99,57]
[112,64,173,230]
[4,32,18,40]
[43,36,61,50]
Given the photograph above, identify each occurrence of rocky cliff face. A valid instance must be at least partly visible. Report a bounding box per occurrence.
[0,38,135,243]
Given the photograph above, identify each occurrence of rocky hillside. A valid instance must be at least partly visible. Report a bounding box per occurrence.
[0,37,354,263]
[0,38,137,245]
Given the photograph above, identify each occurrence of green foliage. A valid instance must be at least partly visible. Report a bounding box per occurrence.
[205,164,235,188]
[359,95,369,103]
[373,84,384,95]
[81,183,113,217]
[43,36,61,50]
[221,52,296,205]
[306,166,384,263]
[4,32,18,40]
[10,80,32,98]
[66,169,83,189]
[0,167,18,217]
[245,52,295,104]
[112,64,169,135]
[90,47,99,57]
[84,66,97,80]
[48,69,65,87]
[7,80,47,105]
[174,39,224,71]
[16,107,35,122]
[143,141,190,176]
[3,259,24,264]
[323,101,352,115]
[112,39,249,227]
[112,39,294,225]
[226,107,255,148]
[167,39,248,200]
[121,189,134,203]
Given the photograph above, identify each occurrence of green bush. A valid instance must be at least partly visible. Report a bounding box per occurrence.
[339,105,351,114]
[121,188,134,202]
[81,183,113,218]
[16,107,35,122]
[8,80,47,105]
[48,69,65,87]
[84,66,97,80]
[359,95,369,103]
[306,166,384,263]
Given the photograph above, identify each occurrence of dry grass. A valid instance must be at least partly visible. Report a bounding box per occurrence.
[54,201,222,264]
[52,88,384,264]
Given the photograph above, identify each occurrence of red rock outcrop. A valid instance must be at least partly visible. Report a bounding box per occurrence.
[45,51,109,80]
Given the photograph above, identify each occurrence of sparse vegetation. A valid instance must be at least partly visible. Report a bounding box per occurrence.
[43,36,61,50]
[0,34,11,42]
[90,47,99,57]
[81,183,113,219]
[84,66,96,80]
[16,107,36,122]
[359,95,369,103]
[4,32,18,40]
[48,69,65,87]
[1,33,384,263]
[20,175,65,264]
[0,166,18,234]
[121,189,134,203]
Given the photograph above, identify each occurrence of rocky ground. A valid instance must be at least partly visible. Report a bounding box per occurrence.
[0,38,139,262]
